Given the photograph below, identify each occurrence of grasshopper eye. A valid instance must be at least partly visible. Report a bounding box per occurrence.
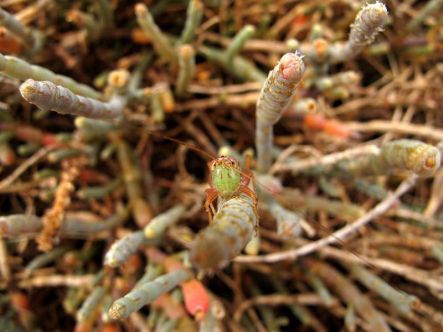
[425,156,436,169]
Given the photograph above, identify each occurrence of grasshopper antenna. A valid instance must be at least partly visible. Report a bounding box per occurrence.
[145,129,216,161]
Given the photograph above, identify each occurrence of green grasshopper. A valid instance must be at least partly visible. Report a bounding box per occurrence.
[204,155,258,223]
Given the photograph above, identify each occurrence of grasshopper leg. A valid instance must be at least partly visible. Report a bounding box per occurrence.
[238,185,259,231]
[204,187,218,223]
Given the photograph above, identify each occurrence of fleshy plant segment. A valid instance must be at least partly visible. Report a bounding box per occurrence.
[256,52,305,173]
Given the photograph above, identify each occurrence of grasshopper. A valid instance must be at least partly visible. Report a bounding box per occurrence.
[204,155,258,224]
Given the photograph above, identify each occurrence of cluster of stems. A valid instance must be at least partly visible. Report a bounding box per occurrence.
[2,1,443,331]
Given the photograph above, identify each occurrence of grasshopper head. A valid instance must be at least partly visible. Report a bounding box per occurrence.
[209,156,242,199]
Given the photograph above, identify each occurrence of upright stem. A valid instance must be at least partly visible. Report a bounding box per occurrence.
[330,2,389,62]
[255,52,305,173]
[113,136,153,228]
[135,3,177,66]
[179,0,203,45]
[176,45,195,97]
[226,25,255,64]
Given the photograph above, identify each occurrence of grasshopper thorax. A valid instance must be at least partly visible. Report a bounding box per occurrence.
[209,156,242,200]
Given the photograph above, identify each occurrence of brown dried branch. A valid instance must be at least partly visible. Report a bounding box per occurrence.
[37,157,86,251]
[235,175,417,263]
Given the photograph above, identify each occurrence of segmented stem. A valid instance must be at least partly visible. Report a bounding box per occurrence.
[77,286,107,323]
[0,54,101,99]
[135,263,164,289]
[334,2,389,61]
[144,205,186,239]
[343,139,441,177]
[176,45,195,97]
[105,206,184,267]
[135,3,177,66]
[225,25,255,64]
[0,8,41,51]
[104,231,146,268]
[77,178,122,200]
[25,246,69,274]
[108,268,192,319]
[0,215,47,238]
[179,0,203,45]
[256,52,305,172]
[75,117,116,140]
[190,193,257,270]
[257,51,305,123]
